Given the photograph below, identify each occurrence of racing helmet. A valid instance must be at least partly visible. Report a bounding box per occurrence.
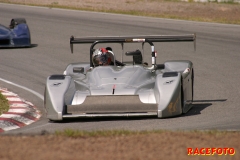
[92,48,113,66]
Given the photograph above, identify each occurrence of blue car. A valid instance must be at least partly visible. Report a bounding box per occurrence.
[0,18,31,48]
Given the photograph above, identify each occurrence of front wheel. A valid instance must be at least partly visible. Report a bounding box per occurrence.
[181,79,184,113]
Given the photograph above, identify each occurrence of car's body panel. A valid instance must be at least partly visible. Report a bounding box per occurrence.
[0,18,31,48]
[44,34,196,121]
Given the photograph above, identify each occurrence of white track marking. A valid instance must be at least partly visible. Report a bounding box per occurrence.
[0,78,44,100]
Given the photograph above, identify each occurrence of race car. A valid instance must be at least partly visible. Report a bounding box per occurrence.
[0,18,31,48]
[44,34,196,121]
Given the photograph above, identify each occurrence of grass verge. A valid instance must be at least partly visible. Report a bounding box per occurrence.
[55,129,162,137]
[55,129,239,137]
[0,1,240,24]
[0,92,9,115]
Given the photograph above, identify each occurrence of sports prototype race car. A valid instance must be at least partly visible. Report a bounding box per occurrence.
[44,34,196,121]
[0,18,31,48]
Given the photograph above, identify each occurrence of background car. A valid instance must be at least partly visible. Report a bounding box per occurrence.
[0,18,31,48]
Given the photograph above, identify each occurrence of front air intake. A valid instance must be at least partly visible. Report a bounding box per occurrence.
[0,39,10,45]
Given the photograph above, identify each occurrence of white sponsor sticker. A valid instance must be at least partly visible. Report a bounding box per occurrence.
[151,46,154,52]
[183,68,190,73]
[132,39,145,42]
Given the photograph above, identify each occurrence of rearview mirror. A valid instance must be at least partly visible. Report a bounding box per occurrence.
[155,64,165,70]
[125,49,141,56]
[73,67,84,73]
[125,50,142,64]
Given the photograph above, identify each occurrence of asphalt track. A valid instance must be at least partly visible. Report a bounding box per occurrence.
[0,3,240,134]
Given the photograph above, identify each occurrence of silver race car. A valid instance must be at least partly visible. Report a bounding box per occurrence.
[44,34,196,121]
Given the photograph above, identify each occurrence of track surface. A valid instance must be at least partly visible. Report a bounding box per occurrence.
[0,3,240,134]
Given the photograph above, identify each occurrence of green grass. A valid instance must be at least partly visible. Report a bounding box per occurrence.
[55,129,239,137]
[55,129,164,137]
[0,92,9,115]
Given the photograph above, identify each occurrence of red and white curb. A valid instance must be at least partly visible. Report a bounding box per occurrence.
[0,88,41,132]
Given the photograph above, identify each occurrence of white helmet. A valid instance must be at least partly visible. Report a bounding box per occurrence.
[92,48,113,66]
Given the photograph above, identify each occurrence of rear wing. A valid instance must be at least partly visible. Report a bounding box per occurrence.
[70,34,196,67]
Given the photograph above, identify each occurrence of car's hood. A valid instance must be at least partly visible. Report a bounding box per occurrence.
[75,66,156,95]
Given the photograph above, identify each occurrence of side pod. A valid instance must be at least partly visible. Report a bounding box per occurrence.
[155,72,182,118]
[44,75,72,120]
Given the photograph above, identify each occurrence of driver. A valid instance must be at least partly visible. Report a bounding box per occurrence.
[92,48,114,66]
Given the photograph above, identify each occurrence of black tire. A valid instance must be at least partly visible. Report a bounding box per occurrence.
[191,69,194,101]
[9,18,27,29]
[181,81,184,112]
